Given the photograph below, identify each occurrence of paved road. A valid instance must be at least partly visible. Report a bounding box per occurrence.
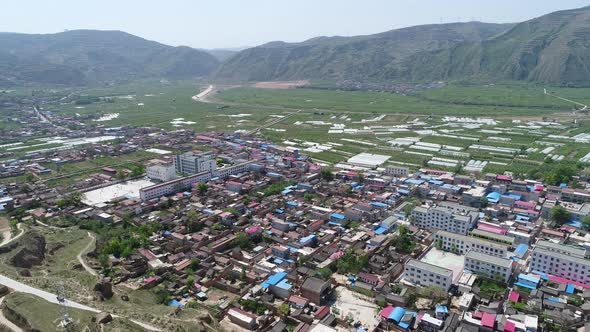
[192,85,214,102]
[0,296,23,332]
[77,232,98,277]
[0,275,161,331]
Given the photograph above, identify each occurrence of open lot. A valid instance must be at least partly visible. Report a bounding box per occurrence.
[333,287,380,331]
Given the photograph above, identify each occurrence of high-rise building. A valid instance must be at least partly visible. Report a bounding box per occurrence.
[174,151,216,175]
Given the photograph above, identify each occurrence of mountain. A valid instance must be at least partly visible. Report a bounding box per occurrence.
[215,6,590,84]
[403,6,590,83]
[204,49,240,62]
[214,22,514,82]
[0,30,220,86]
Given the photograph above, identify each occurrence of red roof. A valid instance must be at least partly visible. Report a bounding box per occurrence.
[504,320,516,332]
[515,200,535,209]
[481,313,496,328]
[478,223,507,235]
[547,274,590,289]
[496,175,512,181]
[508,291,520,302]
[314,305,330,319]
[380,306,395,319]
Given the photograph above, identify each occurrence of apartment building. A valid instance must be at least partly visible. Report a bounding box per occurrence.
[174,151,216,175]
[464,250,513,283]
[146,163,176,182]
[433,230,509,258]
[404,259,453,291]
[411,202,479,235]
[530,240,590,284]
[384,166,409,177]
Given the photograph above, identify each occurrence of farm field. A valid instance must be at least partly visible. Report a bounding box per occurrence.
[34,80,590,178]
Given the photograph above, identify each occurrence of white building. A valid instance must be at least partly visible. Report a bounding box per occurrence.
[404,259,453,291]
[530,240,590,284]
[384,166,409,177]
[464,250,513,283]
[433,230,509,258]
[174,151,216,175]
[411,202,479,235]
[146,163,176,182]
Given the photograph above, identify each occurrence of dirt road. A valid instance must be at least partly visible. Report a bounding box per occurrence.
[77,232,98,277]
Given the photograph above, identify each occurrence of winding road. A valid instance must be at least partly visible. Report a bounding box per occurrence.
[0,275,161,331]
[77,232,98,277]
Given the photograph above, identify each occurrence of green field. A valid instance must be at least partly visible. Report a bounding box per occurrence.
[216,86,578,116]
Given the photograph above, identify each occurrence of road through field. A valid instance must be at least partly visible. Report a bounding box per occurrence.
[0,275,161,331]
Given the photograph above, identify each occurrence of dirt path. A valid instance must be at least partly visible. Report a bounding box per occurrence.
[544,88,588,112]
[0,223,24,248]
[0,295,23,332]
[77,232,98,277]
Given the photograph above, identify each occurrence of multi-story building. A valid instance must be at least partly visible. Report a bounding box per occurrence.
[561,188,590,204]
[146,163,176,182]
[464,250,513,283]
[411,202,479,235]
[530,240,590,284]
[384,166,409,177]
[174,151,216,175]
[139,171,213,200]
[433,230,509,258]
[404,259,453,291]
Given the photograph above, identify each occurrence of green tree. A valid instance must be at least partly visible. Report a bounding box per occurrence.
[197,182,208,194]
[550,205,571,226]
[320,168,334,181]
[582,216,590,230]
[233,232,252,249]
[480,197,488,208]
[278,303,290,317]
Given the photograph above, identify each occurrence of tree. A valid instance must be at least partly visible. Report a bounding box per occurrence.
[392,225,415,253]
[315,267,333,280]
[550,205,571,226]
[186,275,195,288]
[197,183,208,194]
[403,203,414,217]
[583,216,590,231]
[233,232,252,249]
[189,258,200,271]
[278,303,290,317]
[480,197,488,208]
[320,168,334,181]
[304,193,315,202]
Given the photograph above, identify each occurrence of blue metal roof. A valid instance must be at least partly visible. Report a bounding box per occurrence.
[514,282,536,290]
[486,192,501,203]
[375,227,387,235]
[287,201,299,207]
[435,306,448,313]
[371,202,388,208]
[514,244,528,257]
[566,284,575,294]
[300,234,316,243]
[518,274,540,284]
[275,279,293,290]
[262,271,287,288]
[389,307,405,322]
[331,213,345,220]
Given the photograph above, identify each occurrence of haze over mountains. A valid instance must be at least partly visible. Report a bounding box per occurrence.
[1,5,590,86]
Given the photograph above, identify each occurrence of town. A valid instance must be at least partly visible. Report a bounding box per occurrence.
[1,120,590,331]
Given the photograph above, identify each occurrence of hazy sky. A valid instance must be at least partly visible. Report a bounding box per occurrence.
[1,0,588,49]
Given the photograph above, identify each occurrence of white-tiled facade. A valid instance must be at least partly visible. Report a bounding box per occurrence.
[530,240,590,284]
[411,203,478,235]
[404,259,453,291]
[146,164,176,182]
[464,250,513,283]
[433,230,508,258]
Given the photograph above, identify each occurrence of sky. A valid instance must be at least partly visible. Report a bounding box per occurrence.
[1,0,588,49]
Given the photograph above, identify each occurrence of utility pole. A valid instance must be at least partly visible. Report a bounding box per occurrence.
[56,283,73,329]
